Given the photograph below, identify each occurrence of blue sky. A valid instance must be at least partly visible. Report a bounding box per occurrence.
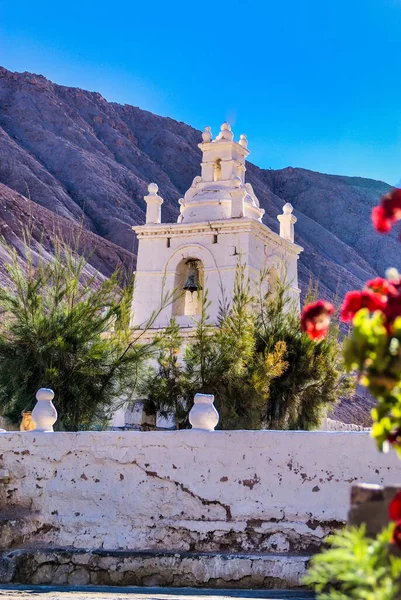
[1,0,401,184]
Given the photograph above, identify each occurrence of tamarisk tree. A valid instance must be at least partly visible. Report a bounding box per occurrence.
[0,237,160,431]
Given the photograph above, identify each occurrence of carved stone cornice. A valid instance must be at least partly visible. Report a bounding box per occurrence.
[133,218,303,257]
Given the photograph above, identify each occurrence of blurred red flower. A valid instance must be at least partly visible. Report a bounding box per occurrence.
[384,293,401,324]
[389,491,401,522]
[301,300,335,341]
[340,290,386,322]
[365,278,397,297]
[372,188,401,234]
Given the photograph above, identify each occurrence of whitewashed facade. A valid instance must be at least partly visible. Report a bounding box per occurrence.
[131,122,302,331]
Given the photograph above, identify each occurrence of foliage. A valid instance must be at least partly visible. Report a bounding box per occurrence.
[141,263,351,430]
[139,317,189,429]
[343,307,401,455]
[303,188,401,599]
[256,276,354,429]
[304,524,401,600]
[183,271,288,429]
[0,236,160,431]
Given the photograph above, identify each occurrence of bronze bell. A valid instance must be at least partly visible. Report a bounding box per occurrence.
[183,261,202,294]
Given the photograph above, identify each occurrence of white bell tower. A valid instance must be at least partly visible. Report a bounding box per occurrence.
[131,122,303,331]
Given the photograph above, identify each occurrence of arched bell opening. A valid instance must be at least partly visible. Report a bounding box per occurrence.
[173,258,204,317]
[213,158,222,182]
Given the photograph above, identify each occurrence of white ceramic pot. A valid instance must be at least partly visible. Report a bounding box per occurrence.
[32,388,57,432]
[189,393,219,431]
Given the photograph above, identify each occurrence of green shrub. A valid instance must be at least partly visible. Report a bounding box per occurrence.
[0,236,160,430]
[304,525,401,600]
[141,263,352,429]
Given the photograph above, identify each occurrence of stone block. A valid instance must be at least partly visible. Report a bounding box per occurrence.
[349,483,401,536]
[0,556,16,583]
[52,564,72,585]
[68,567,90,585]
[31,563,54,584]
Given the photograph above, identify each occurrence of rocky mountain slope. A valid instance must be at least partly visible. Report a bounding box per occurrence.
[0,66,398,423]
[0,182,134,287]
[0,66,397,301]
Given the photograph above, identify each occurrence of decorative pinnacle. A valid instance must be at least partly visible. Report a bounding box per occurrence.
[202,126,212,143]
[283,202,294,214]
[232,176,242,189]
[278,203,296,243]
[216,121,234,141]
[239,134,248,148]
[148,182,159,194]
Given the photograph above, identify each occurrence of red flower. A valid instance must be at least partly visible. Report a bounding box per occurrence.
[391,520,401,548]
[389,491,401,521]
[301,300,335,341]
[372,205,393,233]
[340,290,386,322]
[365,278,397,297]
[372,188,401,234]
[384,293,401,324]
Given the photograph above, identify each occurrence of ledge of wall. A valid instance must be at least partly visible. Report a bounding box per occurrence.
[0,430,399,554]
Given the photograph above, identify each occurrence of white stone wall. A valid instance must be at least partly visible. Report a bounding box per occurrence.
[132,220,301,329]
[0,430,399,553]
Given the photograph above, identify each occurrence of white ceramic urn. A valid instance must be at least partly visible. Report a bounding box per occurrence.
[32,388,57,432]
[189,393,219,431]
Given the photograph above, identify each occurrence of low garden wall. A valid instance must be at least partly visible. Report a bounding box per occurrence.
[0,430,400,556]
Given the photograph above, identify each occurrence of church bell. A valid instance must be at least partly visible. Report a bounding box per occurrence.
[183,260,202,294]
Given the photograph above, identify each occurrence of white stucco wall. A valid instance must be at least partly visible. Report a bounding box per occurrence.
[0,430,399,553]
[132,220,301,329]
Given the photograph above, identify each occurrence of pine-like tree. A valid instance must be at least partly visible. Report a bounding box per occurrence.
[141,262,353,431]
[139,318,189,428]
[256,276,354,429]
[0,236,160,430]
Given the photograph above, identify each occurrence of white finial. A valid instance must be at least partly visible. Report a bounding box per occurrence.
[189,393,219,431]
[144,183,163,224]
[202,126,212,143]
[239,134,248,148]
[32,388,57,432]
[148,182,158,194]
[277,204,297,243]
[232,176,242,189]
[216,122,234,141]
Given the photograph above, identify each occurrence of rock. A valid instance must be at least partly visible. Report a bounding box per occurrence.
[31,563,54,584]
[71,552,92,566]
[0,556,16,583]
[264,532,290,553]
[68,567,90,585]
[52,563,72,585]
[97,556,117,570]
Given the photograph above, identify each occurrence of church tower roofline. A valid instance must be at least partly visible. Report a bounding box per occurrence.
[131,121,303,332]
[177,122,264,224]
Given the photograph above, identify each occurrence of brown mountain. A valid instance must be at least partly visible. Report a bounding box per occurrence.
[0,182,134,287]
[1,66,397,298]
[0,66,398,423]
